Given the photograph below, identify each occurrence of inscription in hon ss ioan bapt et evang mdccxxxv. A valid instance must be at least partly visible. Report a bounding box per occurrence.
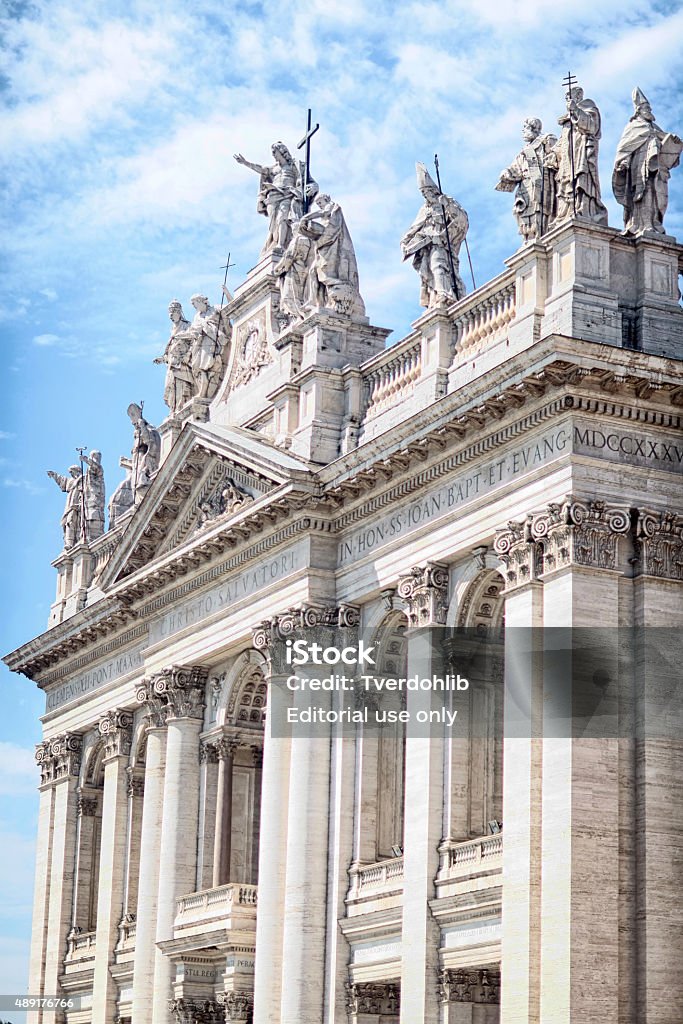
[338,420,682,565]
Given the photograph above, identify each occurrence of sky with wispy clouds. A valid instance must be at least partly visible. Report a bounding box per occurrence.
[1,0,682,999]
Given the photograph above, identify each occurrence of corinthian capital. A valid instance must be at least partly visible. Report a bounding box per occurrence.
[493,518,537,591]
[635,508,683,580]
[530,497,631,572]
[138,665,208,722]
[35,732,83,786]
[98,709,133,760]
[397,562,449,627]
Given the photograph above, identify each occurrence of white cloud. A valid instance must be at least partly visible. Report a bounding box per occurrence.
[33,333,60,347]
[39,288,58,301]
[0,432,16,440]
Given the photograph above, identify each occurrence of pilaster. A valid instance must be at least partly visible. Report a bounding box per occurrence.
[397,563,448,1024]
[92,710,133,1024]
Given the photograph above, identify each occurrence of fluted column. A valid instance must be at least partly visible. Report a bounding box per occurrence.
[251,620,293,1024]
[131,694,168,1022]
[213,737,238,887]
[92,710,133,1024]
[39,734,82,1024]
[398,564,449,1024]
[151,665,207,1024]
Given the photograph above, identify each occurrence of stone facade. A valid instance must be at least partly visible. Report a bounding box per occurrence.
[5,217,683,1024]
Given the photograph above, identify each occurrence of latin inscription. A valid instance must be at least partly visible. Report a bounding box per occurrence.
[338,422,682,565]
[45,646,145,713]
[149,542,304,644]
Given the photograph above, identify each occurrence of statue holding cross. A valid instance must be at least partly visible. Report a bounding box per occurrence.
[234,138,319,254]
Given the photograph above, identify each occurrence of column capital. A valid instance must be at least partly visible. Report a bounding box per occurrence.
[35,732,83,786]
[98,709,134,761]
[253,603,360,669]
[437,968,500,1004]
[137,664,208,722]
[397,562,449,627]
[493,517,538,591]
[345,981,400,1016]
[529,496,631,573]
[214,735,240,761]
[168,998,223,1024]
[634,507,683,580]
[218,991,253,1022]
[199,739,219,764]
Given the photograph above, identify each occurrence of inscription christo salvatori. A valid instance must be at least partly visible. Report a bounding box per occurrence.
[45,646,145,713]
[149,543,304,643]
[338,422,682,564]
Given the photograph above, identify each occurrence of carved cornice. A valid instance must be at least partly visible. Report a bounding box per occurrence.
[98,709,133,760]
[137,665,208,722]
[438,968,500,1004]
[345,982,400,1016]
[397,562,449,627]
[35,732,83,786]
[635,509,683,580]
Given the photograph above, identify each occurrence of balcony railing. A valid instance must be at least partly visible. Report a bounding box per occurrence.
[174,882,258,934]
[65,928,96,961]
[346,855,404,905]
[438,833,503,881]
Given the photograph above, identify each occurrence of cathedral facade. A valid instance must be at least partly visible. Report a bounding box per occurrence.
[6,104,683,1024]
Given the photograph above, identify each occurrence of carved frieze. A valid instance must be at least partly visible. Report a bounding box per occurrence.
[345,981,400,1016]
[98,709,133,760]
[438,968,500,1004]
[635,508,683,580]
[35,732,83,786]
[397,562,449,627]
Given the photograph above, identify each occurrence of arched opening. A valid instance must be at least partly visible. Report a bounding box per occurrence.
[449,569,505,839]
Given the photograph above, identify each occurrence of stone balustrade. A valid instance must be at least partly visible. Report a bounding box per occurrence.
[173,882,258,937]
[362,339,422,420]
[452,271,516,361]
[65,928,97,961]
[437,833,503,882]
[346,855,404,907]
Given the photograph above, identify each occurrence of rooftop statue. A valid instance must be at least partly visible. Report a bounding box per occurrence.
[47,465,83,549]
[401,162,468,308]
[154,300,194,415]
[274,191,366,323]
[496,118,558,241]
[549,84,608,225]
[127,403,160,499]
[82,450,105,541]
[186,294,231,401]
[108,459,134,529]
[234,142,319,254]
[300,193,366,317]
[612,88,682,237]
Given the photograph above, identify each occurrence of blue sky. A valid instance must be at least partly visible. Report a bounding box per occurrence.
[1,0,683,997]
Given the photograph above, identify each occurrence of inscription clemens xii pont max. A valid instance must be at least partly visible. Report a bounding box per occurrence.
[338,421,682,564]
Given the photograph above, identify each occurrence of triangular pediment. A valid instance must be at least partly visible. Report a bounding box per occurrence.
[98,422,314,588]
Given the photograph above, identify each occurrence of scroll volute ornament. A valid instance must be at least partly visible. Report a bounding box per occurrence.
[397,562,449,627]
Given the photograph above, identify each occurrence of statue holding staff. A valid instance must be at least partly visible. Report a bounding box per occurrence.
[549,79,608,225]
[82,450,105,540]
[612,88,682,237]
[401,163,468,308]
